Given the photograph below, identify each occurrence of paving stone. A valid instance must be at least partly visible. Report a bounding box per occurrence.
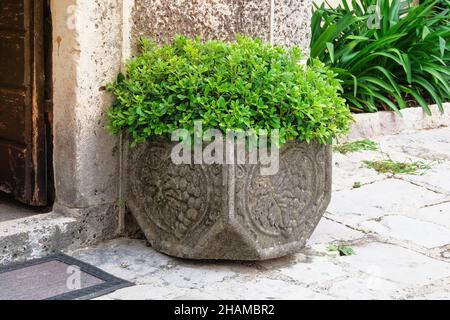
[93,295,115,300]
[274,256,348,285]
[399,144,450,162]
[158,265,237,289]
[73,239,176,282]
[108,274,331,300]
[327,179,445,226]
[412,290,450,300]
[332,143,435,192]
[308,217,365,245]
[404,127,450,143]
[338,242,450,287]
[75,237,450,300]
[404,202,450,230]
[333,167,386,192]
[172,291,223,300]
[333,152,387,191]
[325,276,404,300]
[400,163,450,195]
[333,137,439,192]
[379,127,450,146]
[360,215,450,249]
[440,247,450,260]
[105,284,193,300]
[374,145,435,164]
[197,277,331,300]
[378,128,450,161]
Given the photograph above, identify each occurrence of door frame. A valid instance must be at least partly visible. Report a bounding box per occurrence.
[26,0,53,207]
[44,0,54,206]
[30,0,47,205]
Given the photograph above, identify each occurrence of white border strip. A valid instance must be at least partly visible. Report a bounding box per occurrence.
[342,103,450,142]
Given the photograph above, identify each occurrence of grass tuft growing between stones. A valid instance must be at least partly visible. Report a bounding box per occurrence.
[327,244,356,256]
[334,139,378,154]
[363,159,432,175]
[352,181,362,189]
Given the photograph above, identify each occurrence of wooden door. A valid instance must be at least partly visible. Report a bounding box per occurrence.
[0,0,48,206]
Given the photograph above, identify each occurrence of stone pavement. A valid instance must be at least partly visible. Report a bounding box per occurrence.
[72,126,450,300]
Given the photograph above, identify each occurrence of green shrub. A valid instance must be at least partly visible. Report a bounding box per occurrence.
[107,36,352,146]
[311,0,450,114]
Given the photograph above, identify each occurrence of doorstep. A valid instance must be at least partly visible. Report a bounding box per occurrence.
[0,212,77,266]
[0,203,119,266]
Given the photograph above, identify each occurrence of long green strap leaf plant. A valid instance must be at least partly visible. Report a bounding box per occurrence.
[310,0,450,114]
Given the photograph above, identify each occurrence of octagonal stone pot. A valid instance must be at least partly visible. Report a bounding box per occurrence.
[127,138,332,260]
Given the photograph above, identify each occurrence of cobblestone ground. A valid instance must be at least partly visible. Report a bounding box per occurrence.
[72,127,450,300]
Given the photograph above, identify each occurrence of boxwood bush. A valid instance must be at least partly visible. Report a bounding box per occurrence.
[107,36,352,146]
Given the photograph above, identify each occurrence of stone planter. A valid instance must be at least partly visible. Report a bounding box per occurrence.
[127,138,332,260]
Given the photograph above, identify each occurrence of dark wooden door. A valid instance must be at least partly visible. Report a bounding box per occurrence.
[0,0,48,206]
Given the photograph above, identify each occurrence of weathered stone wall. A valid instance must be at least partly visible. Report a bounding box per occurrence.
[52,0,123,209]
[131,0,312,53]
[273,0,312,50]
[313,0,341,7]
[51,0,125,243]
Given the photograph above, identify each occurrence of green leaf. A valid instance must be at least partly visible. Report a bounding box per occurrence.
[327,244,356,256]
[412,77,443,113]
[326,42,335,63]
[217,96,226,108]
[402,86,432,116]
[439,36,446,57]
[422,25,431,40]
[401,53,412,84]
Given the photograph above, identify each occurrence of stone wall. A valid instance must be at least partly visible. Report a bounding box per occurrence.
[51,0,125,239]
[131,0,312,54]
[313,0,341,7]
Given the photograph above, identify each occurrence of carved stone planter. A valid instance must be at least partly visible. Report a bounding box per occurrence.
[127,139,332,260]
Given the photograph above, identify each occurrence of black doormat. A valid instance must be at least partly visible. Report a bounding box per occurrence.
[0,253,133,300]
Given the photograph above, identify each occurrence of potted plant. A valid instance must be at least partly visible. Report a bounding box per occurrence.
[107,36,351,260]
